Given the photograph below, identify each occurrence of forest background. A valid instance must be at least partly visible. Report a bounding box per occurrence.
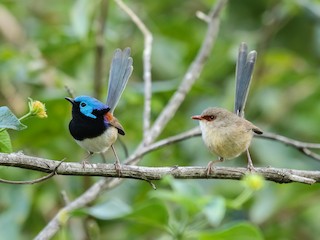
[1,0,320,239]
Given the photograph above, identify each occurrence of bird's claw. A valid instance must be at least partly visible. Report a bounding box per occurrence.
[114,162,122,177]
[205,161,215,177]
[81,159,93,169]
[205,157,224,177]
[246,162,256,173]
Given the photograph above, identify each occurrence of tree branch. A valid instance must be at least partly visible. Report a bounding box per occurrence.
[256,131,320,162]
[0,153,318,185]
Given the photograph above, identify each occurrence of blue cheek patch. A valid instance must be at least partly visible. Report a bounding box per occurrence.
[80,104,97,119]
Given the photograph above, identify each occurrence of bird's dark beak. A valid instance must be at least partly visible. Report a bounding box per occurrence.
[65,97,75,105]
[191,115,203,120]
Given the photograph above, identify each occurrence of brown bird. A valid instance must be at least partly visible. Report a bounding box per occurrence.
[192,107,262,175]
[192,43,262,175]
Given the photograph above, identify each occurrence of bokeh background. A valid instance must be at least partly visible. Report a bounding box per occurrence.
[1,0,320,239]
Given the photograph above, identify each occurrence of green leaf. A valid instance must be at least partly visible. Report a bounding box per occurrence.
[0,106,26,130]
[202,197,226,227]
[198,222,264,240]
[85,198,132,220]
[0,130,12,153]
[0,187,32,239]
[127,202,169,228]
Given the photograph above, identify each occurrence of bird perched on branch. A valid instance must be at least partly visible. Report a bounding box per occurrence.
[192,43,262,175]
[66,47,133,173]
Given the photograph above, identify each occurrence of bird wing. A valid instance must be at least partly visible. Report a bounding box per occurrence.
[106,47,133,113]
[110,116,125,135]
[234,43,257,117]
[252,126,263,135]
[104,112,125,135]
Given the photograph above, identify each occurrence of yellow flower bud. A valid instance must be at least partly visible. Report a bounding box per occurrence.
[242,173,265,191]
[28,98,48,118]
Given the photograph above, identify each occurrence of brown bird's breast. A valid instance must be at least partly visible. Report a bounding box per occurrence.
[200,120,255,159]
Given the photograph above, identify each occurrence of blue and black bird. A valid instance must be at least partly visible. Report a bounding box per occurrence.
[65,48,133,171]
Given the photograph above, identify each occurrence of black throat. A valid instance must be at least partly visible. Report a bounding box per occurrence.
[68,108,108,141]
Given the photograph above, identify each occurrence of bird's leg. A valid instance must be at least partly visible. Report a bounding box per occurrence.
[111,145,122,176]
[206,157,224,176]
[82,152,93,168]
[246,149,255,172]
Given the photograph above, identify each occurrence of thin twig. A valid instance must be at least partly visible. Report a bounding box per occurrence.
[298,148,320,161]
[0,158,64,184]
[145,0,228,145]
[256,132,320,162]
[114,0,153,140]
[258,132,320,149]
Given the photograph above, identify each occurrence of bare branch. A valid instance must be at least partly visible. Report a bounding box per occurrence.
[256,132,320,162]
[299,148,320,161]
[114,0,153,139]
[0,153,318,185]
[0,158,63,184]
[0,171,53,184]
[258,131,320,149]
[2,128,320,184]
[145,0,228,145]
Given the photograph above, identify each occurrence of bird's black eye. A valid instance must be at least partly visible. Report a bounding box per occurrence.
[80,102,86,107]
[204,115,216,121]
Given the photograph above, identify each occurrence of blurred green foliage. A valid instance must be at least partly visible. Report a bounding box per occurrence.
[1,0,320,239]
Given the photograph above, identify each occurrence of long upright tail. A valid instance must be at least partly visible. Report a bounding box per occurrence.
[234,42,257,117]
[106,47,133,113]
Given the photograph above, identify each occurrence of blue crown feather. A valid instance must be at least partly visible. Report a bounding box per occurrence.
[75,96,110,119]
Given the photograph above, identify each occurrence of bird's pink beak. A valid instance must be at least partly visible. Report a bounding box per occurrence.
[191,115,203,120]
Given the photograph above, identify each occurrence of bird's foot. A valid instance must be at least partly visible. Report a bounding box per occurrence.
[205,157,224,177]
[205,161,215,177]
[114,161,122,177]
[81,152,94,168]
[81,159,93,169]
[171,165,179,170]
[246,162,256,173]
